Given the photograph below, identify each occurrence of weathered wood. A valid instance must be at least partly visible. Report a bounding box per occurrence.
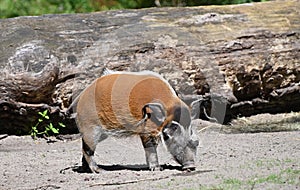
[0,64,78,134]
[0,64,59,103]
[0,0,299,134]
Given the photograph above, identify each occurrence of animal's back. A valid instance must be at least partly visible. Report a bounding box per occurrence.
[94,72,180,133]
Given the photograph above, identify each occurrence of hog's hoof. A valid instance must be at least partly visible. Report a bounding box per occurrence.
[82,162,102,173]
[89,165,102,173]
[80,165,102,173]
[149,165,163,171]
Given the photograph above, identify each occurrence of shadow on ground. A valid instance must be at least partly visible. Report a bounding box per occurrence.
[67,164,184,173]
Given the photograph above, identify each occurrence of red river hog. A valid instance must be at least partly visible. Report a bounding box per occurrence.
[74,69,200,173]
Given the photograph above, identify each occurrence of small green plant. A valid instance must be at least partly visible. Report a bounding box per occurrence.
[30,110,65,139]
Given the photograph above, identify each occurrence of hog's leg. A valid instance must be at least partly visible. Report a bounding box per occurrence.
[81,127,104,173]
[140,135,162,171]
[82,139,101,173]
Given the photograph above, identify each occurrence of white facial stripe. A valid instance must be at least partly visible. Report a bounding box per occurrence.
[171,121,180,126]
[171,121,185,134]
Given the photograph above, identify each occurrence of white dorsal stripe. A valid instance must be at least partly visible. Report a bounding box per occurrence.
[102,68,177,96]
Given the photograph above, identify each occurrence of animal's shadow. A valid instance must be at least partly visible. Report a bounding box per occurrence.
[71,164,182,173]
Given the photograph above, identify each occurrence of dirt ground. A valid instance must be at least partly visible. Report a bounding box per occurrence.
[0,127,299,190]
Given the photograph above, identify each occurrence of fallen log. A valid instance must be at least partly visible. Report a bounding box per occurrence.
[0,0,299,134]
[0,64,78,134]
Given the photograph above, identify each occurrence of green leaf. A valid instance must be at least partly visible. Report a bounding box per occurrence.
[51,127,59,134]
[58,122,66,128]
[33,127,38,133]
[38,118,43,122]
[30,125,38,138]
[42,110,48,116]
[38,110,49,119]
[48,123,53,128]
[48,123,59,134]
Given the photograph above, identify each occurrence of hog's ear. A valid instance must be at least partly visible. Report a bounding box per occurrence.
[190,98,219,123]
[142,103,166,126]
[190,98,204,120]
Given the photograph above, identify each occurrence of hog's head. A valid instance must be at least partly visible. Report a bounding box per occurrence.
[144,102,199,171]
[162,104,199,170]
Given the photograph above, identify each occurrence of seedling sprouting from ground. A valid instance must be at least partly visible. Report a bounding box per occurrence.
[30,110,65,139]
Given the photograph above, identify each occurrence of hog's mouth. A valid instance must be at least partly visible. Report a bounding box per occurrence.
[173,155,196,171]
[182,161,196,171]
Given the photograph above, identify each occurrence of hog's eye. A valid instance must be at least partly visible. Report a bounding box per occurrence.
[171,123,178,129]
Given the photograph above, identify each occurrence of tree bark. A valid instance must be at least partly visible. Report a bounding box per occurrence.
[0,0,299,134]
[0,64,78,134]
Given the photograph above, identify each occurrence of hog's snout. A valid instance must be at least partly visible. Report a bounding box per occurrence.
[182,161,196,171]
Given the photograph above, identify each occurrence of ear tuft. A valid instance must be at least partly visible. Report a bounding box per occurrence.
[190,98,204,120]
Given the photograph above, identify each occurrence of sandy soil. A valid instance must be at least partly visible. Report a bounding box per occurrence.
[0,129,299,190]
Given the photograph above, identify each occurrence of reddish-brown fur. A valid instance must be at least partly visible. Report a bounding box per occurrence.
[78,73,183,136]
